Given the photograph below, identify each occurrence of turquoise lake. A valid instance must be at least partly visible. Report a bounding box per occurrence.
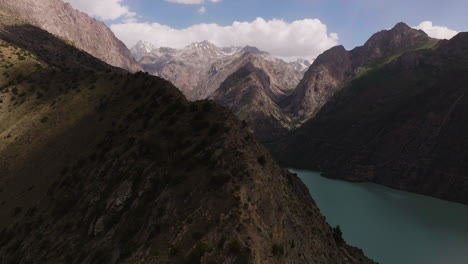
[292,169,468,264]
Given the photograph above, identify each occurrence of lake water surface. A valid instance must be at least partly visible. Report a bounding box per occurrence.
[292,169,468,264]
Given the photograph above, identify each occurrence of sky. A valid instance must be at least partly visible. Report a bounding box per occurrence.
[64,0,467,61]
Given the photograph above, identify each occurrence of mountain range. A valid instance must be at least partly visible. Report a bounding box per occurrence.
[271,26,468,205]
[1,0,467,262]
[132,22,468,205]
[131,40,309,140]
[130,24,444,144]
[131,40,310,98]
[0,3,374,264]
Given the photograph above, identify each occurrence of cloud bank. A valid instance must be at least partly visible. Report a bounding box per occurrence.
[111,18,339,61]
[413,21,459,39]
[64,0,134,20]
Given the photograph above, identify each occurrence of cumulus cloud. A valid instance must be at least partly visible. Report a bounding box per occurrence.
[413,21,459,39]
[111,18,338,61]
[64,0,135,21]
[164,0,222,4]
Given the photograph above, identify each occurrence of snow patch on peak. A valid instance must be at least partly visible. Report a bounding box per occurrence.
[133,40,155,53]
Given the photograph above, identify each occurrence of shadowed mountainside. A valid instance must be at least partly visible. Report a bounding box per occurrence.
[282,22,437,123]
[0,10,374,264]
[212,61,295,141]
[271,32,468,205]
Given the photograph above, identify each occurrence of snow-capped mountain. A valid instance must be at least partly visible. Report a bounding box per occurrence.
[130,40,309,141]
[130,40,156,61]
[130,40,308,98]
[289,58,312,72]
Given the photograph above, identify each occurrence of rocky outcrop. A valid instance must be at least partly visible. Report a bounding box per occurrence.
[0,0,141,72]
[271,32,468,205]
[283,22,436,123]
[213,61,294,141]
[133,41,304,141]
[282,45,352,121]
[0,11,375,264]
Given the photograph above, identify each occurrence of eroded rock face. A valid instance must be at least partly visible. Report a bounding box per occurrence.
[0,0,141,72]
[212,61,295,141]
[133,41,305,141]
[282,45,352,122]
[131,40,304,100]
[283,22,434,123]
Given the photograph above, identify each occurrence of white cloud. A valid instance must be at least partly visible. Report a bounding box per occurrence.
[413,21,459,40]
[198,6,206,14]
[64,0,135,21]
[164,0,222,4]
[111,18,338,60]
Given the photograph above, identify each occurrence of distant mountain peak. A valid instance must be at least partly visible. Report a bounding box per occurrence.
[392,22,411,31]
[186,40,219,51]
[134,40,156,53]
[241,45,267,55]
[131,40,156,56]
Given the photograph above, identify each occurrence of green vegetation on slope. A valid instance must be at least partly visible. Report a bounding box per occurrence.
[353,39,439,79]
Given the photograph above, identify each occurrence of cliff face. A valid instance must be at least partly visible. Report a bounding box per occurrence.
[283,22,436,123]
[271,32,468,205]
[213,61,294,141]
[0,11,374,264]
[282,45,352,121]
[0,0,141,72]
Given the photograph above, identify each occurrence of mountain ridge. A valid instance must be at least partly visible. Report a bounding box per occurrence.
[0,0,142,72]
[0,8,375,264]
[131,40,307,98]
[270,31,468,205]
[283,22,437,123]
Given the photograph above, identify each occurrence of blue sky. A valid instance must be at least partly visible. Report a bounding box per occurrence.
[125,0,468,49]
[65,0,467,60]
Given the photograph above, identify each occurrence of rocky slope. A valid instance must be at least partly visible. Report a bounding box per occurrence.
[133,41,305,141]
[134,40,240,95]
[271,31,468,205]
[131,40,304,99]
[212,61,295,141]
[283,22,437,123]
[0,0,141,72]
[0,10,374,264]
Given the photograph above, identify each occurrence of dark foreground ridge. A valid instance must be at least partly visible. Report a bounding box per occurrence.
[0,9,374,264]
